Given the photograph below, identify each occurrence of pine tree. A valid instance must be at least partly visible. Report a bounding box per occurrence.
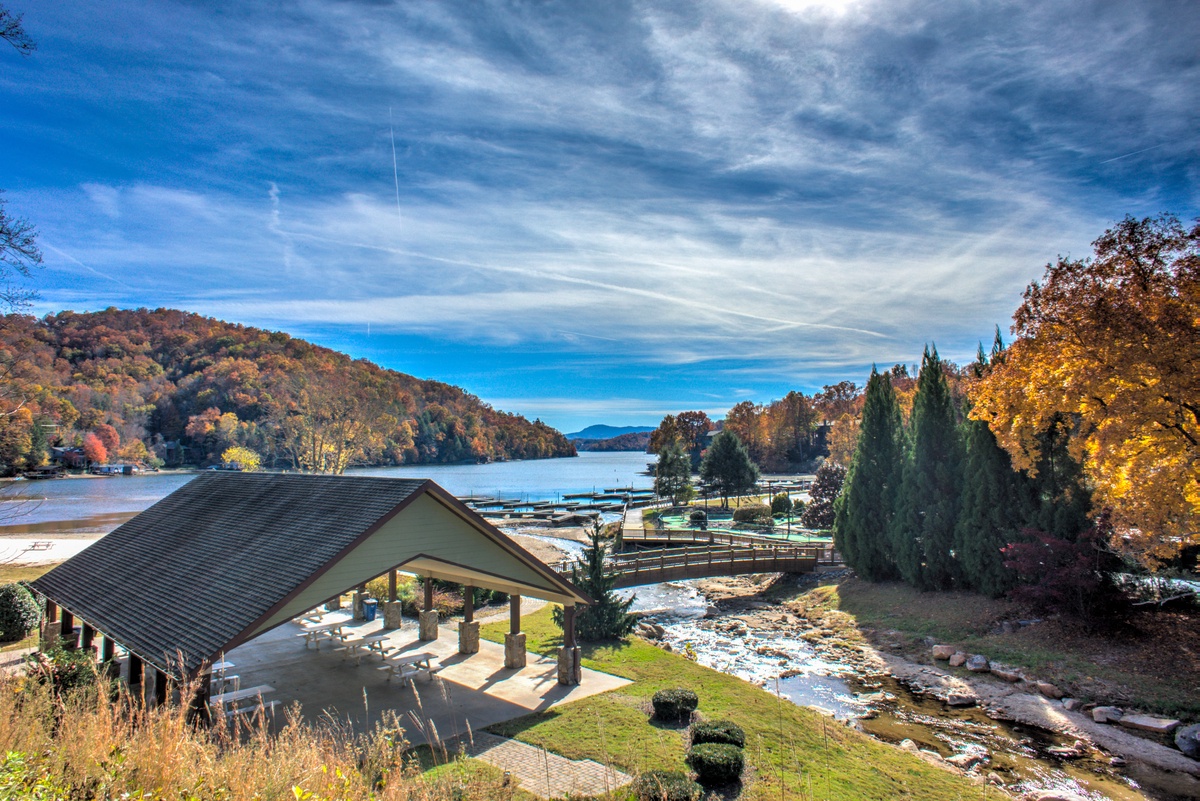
[654,439,694,505]
[700,430,759,507]
[890,346,964,590]
[955,416,1032,596]
[833,368,904,580]
[554,522,636,641]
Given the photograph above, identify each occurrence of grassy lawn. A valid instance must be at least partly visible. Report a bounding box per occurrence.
[482,607,1001,801]
[820,578,1200,721]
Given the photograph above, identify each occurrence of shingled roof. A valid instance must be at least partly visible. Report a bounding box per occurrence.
[30,472,586,676]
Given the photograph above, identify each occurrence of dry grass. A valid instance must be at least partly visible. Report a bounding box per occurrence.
[0,667,522,800]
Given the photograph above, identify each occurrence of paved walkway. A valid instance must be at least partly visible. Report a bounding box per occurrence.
[462,731,631,799]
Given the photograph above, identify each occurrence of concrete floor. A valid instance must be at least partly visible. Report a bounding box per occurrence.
[221,609,630,747]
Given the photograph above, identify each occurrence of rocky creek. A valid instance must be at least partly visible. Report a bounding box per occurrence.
[619,578,1200,801]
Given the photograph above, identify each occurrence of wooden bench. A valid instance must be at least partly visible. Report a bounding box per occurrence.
[209,684,275,714]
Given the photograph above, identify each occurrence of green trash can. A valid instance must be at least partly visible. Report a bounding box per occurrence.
[362,598,378,622]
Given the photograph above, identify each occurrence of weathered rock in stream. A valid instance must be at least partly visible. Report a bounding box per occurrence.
[1175,723,1200,758]
[932,644,956,660]
[990,664,1022,682]
[1119,714,1181,735]
[948,652,967,667]
[965,654,990,672]
[1036,681,1064,700]
[1092,706,1123,723]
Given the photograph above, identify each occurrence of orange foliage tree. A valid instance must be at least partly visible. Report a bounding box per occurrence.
[971,214,1199,564]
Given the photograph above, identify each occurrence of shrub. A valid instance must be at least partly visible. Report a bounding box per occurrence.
[688,509,707,526]
[690,719,745,748]
[632,770,702,801]
[0,583,40,642]
[26,647,98,695]
[651,688,699,722]
[732,504,772,525]
[770,492,793,515]
[686,742,744,786]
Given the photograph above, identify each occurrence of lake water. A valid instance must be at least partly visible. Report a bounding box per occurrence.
[0,451,653,537]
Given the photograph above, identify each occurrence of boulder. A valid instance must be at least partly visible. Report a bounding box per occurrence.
[946,692,977,707]
[990,664,1022,683]
[948,652,967,667]
[1061,698,1083,711]
[1037,681,1064,700]
[1119,714,1181,735]
[1175,723,1200,759]
[945,752,986,770]
[932,644,956,660]
[1031,792,1085,801]
[1092,706,1123,724]
[966,654,990,672]
[899,739,919,752]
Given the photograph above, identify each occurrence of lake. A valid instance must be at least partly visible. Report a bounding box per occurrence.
[0,451,654,537]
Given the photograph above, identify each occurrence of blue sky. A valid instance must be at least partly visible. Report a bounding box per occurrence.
[2,0,1197,434]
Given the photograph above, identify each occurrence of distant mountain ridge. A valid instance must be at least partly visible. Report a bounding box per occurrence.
[572,431,652,452]
[566,424,654,440]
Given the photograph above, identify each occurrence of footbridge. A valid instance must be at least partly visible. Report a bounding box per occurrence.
[552,543,840,588]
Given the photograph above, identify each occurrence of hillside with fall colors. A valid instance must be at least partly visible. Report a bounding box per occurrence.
[0,308,575,474]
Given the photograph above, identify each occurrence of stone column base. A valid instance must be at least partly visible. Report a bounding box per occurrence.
[418,610,439,641]
[504,632,527,669]
[40,620,61,652]
[325,596,342,612]
[382,601,404,630]
[351,591,366,620]
[557,646,582,685]
[458,621,480,654]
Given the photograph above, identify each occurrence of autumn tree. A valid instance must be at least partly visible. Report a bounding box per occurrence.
[675,410,712,467]
[833,368,904,580]
[92,423,119,456]
[890,347,964,590]
[81,432,107,465]
[654,439,693,505]
[972,214,1199,565]
[647,414,681,455]
[799,460,845,529]
[700,430,759,507]
[220,445,261,471]
[825,413,860,467]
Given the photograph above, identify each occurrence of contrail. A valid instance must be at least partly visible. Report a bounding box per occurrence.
[389,108,402,224]
[41,242,134,289]
[1098,139,1186,165]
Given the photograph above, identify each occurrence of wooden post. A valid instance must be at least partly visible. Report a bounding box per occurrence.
[151,669,168,708]
[463,585,474,624]
[424,578,434,612]
[45,600,57,624]
[509,594,521,635]
[100,634,115,663]
[60,610,75,649]
[186,673,212,726]
[563,604,576,649]
[80,622,95,652]
[389,569,398,603]
[128,653,143,688]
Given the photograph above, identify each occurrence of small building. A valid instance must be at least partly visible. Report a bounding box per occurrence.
[29,473,592,711]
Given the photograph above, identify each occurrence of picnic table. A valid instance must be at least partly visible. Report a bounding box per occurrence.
[377,651,438,686]
[336,632,393,665]
[209,684,277,719]
[210,660,238,693]
[297,620,345,648]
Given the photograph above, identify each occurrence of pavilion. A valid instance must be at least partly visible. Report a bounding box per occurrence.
[29,473,592,710]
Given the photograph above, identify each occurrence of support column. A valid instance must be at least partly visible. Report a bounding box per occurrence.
[147,668,168,708]
[389,569,398,602]
[504,594,526,669]
[458,584,479,654]
[186,672,212,726]
[127,653,143,690]
[60,610,76,650]
[383,569,404,629]
[80,622,96,654]
[557,604,582,685]
[418,577,439,641]
[352,583,367,620]
[40,601,60,651]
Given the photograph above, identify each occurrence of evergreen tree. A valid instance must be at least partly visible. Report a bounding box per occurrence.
[554,522,636,641]
[1028,414,1093,540]
[654,438,694,504]
[700,430,759,507]
[955,416,1032,596]
[890,346,964,590]
[833,368,904,580]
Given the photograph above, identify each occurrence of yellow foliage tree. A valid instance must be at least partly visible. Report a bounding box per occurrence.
[220,445,261,472]
[971,214,1199,565]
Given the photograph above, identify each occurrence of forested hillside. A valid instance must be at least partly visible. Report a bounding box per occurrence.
[572,431,652,451]
[0,308,575,474]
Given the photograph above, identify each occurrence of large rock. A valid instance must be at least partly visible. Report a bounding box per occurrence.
[948,652,967,667]
[990,664,1022,683]
[1061,698,1084,711]
[932,644,956,660]
[966,654,990,672]
[1092,706,1123,724]
[1037,681,1064,700]
[1119,714,1181,735]
[1031,791,1086,801]
[1174,723,1200,758]
[945,752,986,770]
[946,692,977,707]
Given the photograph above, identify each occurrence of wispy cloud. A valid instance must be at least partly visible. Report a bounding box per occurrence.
[9,0,1200,430]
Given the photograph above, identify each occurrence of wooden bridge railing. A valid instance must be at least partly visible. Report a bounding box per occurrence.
[550,543,841,588]
[623,526,829,549]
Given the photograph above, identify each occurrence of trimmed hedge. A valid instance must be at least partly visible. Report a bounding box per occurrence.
[632,770,702,801]
[770,492,793,515]
[690,719,745,748]
[732,504,772,524]
[0,583,40,643]
[688,509,707,526]
[651,688,699,722]
[686,742,744,786]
